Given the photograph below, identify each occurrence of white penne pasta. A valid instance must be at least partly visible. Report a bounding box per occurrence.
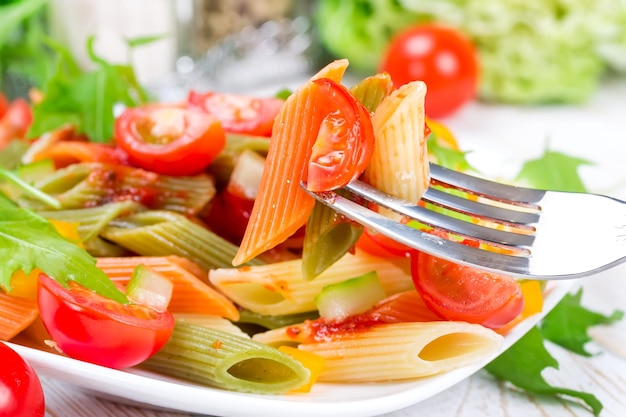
[209,250,413,316]
[364,81,430,203]
[298,322,502,382]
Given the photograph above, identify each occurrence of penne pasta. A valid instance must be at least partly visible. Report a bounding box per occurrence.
[142,322,311,394]
[96,256,240,321]
[233,60,349,266]
[0,292,39,341]
[174,314,250,338]
[298,322,502,382]
[364,81,430,203]
[102,210,263,270]
[23,162,215,215]
[210,250,413,316]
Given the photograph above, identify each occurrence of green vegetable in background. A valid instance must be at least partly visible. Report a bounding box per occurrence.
[27,36,148,143]
[0,0,52,98]
[0,193,128,303]
[315,0,626,104]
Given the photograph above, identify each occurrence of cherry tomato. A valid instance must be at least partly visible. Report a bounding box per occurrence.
[203,189,254,245]
[356,228,412,258]
[306,78,375,192]
[411,252,524,329]
[380,24,479,118]
[0,93,9,119]
[187,91,284,137]
[0,98,33,148]
[0,341,45,417]
[114,105,226,176]
[37,273,175,369]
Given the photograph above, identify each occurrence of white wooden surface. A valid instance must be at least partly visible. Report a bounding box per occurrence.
[41,78,626,417]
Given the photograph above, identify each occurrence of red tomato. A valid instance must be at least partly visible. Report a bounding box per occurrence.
[306,78,375,192]
[37,274,174,369]
[356,228,412,258]
[0,93,9,119]
[411,252,524,329]
[0,341,45,417]
[380,24,479,118]
[203,189,254,245]
[114,105,226,176]
[0,98,33,148]
[188,91,283,137]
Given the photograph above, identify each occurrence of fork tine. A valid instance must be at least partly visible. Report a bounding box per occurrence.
[304,187,533,276]
[422,187,539,225]
[344,180,536,248]
[430,164,546,205]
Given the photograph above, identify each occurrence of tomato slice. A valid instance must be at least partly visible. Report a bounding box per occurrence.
[306,78,375,192]
[411,252,524,329]
[356,228,412,258]
[203,189,254,245]
[37,274,174,369]
[187,91,284,137]
[0,341,45,417]
[0,92,9,119]
[114,105,226,176]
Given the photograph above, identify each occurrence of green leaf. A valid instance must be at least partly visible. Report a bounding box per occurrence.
[515,146,592,192]
[0,0,47,45]
[541,289,624,356]
[27,35,148,143]
[427,134,477,172]
[485,327,603,416]
[0,193,128,303]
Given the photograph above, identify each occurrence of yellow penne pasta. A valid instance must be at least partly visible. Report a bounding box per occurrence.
[365,81,430,203]
[209,250,413,316]
[298,322,502,382]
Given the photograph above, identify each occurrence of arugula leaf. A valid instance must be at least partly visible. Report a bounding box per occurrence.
[541,289,624,356]
[0,165,60,208]
[485,327,603,416]
[28,35,148,143]
[0,193,128,303]
[515,146,592,192]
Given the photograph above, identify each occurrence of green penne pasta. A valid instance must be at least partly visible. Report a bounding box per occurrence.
[39,200,145,242]
[21,162,215,214]
[350,72,394,113]
[0,140,29,169]
[238,309,319,331]
[141,321,310,394]
[301,201,362,280]
[174,314,250,338]
[210,250,413,316]
[102,210,263,270]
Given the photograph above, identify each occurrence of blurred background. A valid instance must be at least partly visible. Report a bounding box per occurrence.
[2,0,625,111]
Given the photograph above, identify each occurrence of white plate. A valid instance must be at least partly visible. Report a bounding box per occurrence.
[8,280,575,417]
[10,75,626,417]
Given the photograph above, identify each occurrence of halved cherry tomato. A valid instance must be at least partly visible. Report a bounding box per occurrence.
[37,273,174,369]
[380,24,479,118]
[0,98,33,149]
[187,91,284,137]
[0,341,45,417]
[114,105,226,176]
[306,78,375,192]
[411,252,524,329]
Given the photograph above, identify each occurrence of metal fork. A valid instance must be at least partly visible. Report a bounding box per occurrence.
[302,164,626,280]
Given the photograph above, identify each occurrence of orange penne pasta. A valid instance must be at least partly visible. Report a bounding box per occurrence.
[96,256,240,321]
[232,59,349,266]
[0,292,39,341]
